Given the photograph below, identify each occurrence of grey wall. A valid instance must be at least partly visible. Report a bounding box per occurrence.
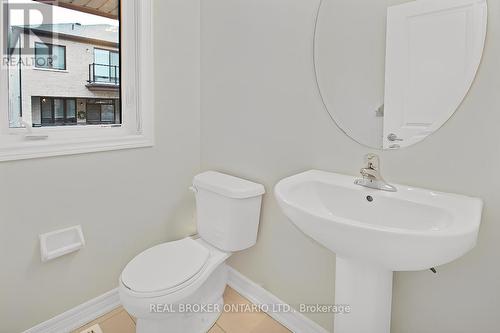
[200,0,500,332]
[0,0,200,331]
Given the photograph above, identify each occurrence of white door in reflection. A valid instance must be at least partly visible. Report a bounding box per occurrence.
[383,0,487,149]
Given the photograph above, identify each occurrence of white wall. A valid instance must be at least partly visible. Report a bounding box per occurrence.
[201,0,500,332]
[0,0,200,331]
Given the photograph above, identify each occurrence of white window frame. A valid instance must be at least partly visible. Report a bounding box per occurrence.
[0,0,154,161]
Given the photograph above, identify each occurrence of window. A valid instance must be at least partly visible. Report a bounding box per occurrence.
[38,97,76,126]
[0,0,154,161]
[7,1,122,128]
[15,12,121,128]
[33,97,118,127]
[86,99,119,125]
[92,48,120,84]
[35,43,66,70]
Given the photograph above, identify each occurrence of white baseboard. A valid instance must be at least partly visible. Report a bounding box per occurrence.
[23,288,120,333]
[24,268,329,333]
[227,267,330,333]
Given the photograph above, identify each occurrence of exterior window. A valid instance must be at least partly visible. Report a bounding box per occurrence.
[35,43,66,70]
[86,99,118,124]
[7,1,121,129]
[92,49,120,84]
[39,97,77,126]
[0,0,154,161]
[66,100,77,123]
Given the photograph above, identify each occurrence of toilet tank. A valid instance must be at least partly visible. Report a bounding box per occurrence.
[193,171,265,252]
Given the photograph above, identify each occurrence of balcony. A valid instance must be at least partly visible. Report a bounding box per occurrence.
[86,63,120,91]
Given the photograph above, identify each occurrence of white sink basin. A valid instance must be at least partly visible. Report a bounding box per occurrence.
[275,170,482,271]
[275,170,483,333]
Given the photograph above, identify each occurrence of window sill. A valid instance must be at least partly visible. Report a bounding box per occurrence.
[33,67,69,73]
[0,134,154,162]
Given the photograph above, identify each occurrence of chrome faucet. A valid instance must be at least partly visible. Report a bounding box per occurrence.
[354,154,397,192]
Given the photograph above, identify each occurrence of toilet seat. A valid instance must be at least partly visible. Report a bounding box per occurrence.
[119,237,231,331]
[121,238,210,295]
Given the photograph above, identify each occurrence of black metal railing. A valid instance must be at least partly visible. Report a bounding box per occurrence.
[88,63,120,85]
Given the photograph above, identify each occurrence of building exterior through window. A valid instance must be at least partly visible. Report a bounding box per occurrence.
[8,14,121,128]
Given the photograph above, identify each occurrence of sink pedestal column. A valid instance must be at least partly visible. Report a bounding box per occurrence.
[334,257,393,333]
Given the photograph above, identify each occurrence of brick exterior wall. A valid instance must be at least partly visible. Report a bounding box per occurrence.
[18,32,120,125]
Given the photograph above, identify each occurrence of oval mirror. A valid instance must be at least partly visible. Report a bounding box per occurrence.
[314,0,487,149]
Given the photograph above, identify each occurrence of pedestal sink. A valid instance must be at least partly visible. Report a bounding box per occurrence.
[274,170,483,333]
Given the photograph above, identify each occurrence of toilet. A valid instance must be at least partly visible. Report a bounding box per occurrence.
[119,171,265,333]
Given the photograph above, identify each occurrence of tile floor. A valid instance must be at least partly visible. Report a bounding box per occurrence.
[73,287,291,333]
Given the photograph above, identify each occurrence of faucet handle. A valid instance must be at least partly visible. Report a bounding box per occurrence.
[356,154,397,192]
[364,153,380,169]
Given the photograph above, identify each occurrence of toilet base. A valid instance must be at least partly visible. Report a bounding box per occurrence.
[136,296,224,333]
[123,261,229,333]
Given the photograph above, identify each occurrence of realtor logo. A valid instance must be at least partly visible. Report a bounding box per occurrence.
[3,0,55,57]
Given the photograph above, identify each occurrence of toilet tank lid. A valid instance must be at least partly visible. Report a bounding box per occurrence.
[193,171,265,199]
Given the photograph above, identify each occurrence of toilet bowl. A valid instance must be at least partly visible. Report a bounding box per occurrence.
[119,171,265,333]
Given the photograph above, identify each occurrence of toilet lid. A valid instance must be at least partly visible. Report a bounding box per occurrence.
[121,238,210,293]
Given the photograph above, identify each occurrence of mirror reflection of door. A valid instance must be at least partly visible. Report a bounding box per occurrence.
[383,0,487,149]
[314,0,487,150]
